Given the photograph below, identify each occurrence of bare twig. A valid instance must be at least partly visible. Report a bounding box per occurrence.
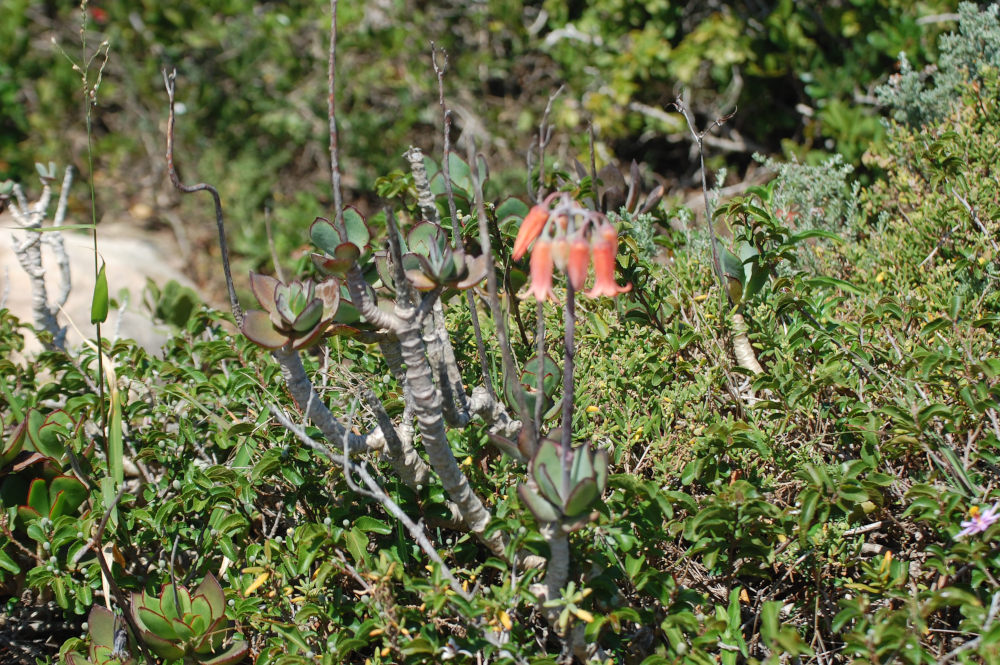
[470,142,535,446]
[163,69,242,326]
[953,189,999,252]
[432,46,494,399]
[269,404,473,601]
[327,0,345,233]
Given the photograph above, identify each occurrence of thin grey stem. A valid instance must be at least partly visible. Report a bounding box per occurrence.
[270,404,472,601]
[561,283,575,490]
[163,69,242,326]
[429,61,495,400]
[533,300,546,436]
[327,0,344,232]
[470,143,534,444]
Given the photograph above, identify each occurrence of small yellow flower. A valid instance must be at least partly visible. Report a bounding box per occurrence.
[586,405,599,414]
[498,610,513,630]
[244,571,270,597]
[875,271,886,283]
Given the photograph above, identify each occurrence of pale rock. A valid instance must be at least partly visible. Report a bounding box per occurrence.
[1,213,200,354]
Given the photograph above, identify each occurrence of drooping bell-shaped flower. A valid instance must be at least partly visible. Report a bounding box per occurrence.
[567,234,590,291]
[528,237,557,302]
[550,236,570,272]
[586,223,631,298]
[512,205,550,261]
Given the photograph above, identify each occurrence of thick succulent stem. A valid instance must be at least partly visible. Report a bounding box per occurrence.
[273,348,432,488]
[395,304,504,555]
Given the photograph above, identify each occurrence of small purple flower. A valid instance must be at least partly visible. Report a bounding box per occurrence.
[957,503,1000,538]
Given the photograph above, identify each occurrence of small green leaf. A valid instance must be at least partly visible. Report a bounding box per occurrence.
[0,548,21,574]
[91,262,109,324]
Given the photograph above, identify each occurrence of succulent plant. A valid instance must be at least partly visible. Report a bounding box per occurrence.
[14,473,88,524]
[309,209,374,278]
[374,221,488,292]
[517,438,609,529]
[1,410,88,532]
[131,573,248,665]
[241,274,340,350]
[65,606,135,665]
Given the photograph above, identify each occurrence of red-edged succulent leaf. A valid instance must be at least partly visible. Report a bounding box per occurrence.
[334,242,361,264]
[593,448,610,492]
[138,628,186,661]
[404,269,437,291]
[324,323,364,338]
[198,639,249,665]
[193,617,227,654]
[65,651,90,665]
[288,297,324,332]
[16,505,42,524]
[309,216,343,255]
[170,616,196,641]
[272,289,296,323]
[289,323,329,351]
[314,280,340,314]
[136,606,176,640]
[536,462,565,508]
[486,433,526,463]
[342,206,372,250]
[47,475,87,518]
[563,477,599,518]
[33,410,74,459]
[240,310,289,349]
[187,610,209,635]
[248,273,280,312]
[570,443,594,484]
[88,605,118,648]
[11,451,47,472]
[160,585,192,620]
[455,254,489,289]
[373,252,396,290]
[194,573,225,619]
[406,221,445,257]
[311,252,349,277]
[24,477,49,516]
[517,483,561,523]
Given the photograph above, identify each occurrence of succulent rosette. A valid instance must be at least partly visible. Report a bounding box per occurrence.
[374,221,488,292]
[131,573,247,665]
[517,436,609,530]
[240,273,340,350]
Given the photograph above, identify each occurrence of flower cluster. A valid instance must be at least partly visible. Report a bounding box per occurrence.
[513,193,631,301]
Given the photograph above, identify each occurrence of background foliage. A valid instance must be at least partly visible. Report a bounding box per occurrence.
[2,2,1000,665]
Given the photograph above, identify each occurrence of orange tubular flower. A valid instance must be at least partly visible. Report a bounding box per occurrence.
[512,205,550,261]
[567,234,590,290]
[528,237,557,301]
[586,223,631,298]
